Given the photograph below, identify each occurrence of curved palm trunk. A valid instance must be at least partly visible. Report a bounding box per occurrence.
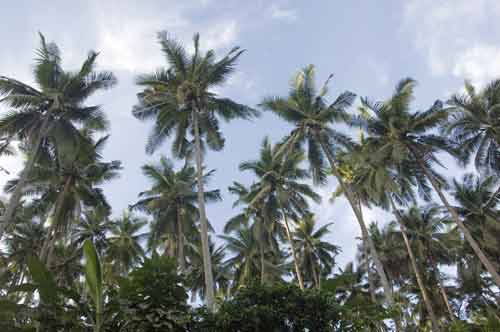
[390,199,440,332]
[176,206,186,271]
[192,112,215,311]
[429,254,455,322]
[1,117,52,237]
[318,137,395,305]
[414,154,500,287]
[281,211,305,290]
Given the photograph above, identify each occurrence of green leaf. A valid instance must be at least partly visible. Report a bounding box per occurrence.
[83,239,102,311]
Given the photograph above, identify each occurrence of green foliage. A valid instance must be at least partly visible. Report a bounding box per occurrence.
[27,255,58,304]
[191,283,390,332]
[117,255,191,332]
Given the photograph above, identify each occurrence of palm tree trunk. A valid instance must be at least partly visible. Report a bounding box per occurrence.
[192,111,215,311]
[260,241,265,284]
[0,116,52,237]
[176,206,186,271]
[414,154,500,287]
[390,199,440,332]
[363,236,377,302]
[281,211,305,290]
[318,136,395,306]
[429,254,455,322]
[312,259,321,289]
[43,175,73,268]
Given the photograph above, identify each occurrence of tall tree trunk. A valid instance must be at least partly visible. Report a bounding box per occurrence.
[363,236,377,302]
[429,254,456,322]
[192,112,215,311]
[318,136,395,306]
[177,206,186,271]
[414,153,500,287]
[260,241,266,284]
[0,116,52,237]
[281,213,304,290]
[43,175,74,268]
[257,220,266,284]
[311,257,321,289]
[390,199,440,332]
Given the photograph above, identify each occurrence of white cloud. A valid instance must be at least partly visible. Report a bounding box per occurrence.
[452,45,500,86]
[90,1,239,73]
[268,4,298,22]
[403,0,500,85]
[203,21,239,50]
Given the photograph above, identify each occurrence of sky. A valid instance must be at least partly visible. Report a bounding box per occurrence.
[1,0,500,268]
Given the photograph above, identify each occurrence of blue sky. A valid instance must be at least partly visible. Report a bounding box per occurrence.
[1,0,500,267]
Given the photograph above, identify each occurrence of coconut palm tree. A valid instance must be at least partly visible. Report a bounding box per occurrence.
[131,157,220,271]
[220,226,284,290]
[5,133,121,266]
[342,143,441,331]
[2,218,45,289]
[185,238,230,303]
[132,31,258,310]
[293,213,339,288]
[452,174,500,275]
[72,207,114,256]
[445,79,500,175]
[238,137,321,290]
[261,65,395,306]
[357,77,500,287]
[402,206,459,322]
[106,210,147,276]
[0,33,116,233]
[226,181,283,285]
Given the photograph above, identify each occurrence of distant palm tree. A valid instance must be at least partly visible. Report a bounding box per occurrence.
[3,218,45,289]
[226,181,282,285]
[452,174,500,272]
[72,208,114,256]
[132,31,258,310]
[238,137,321,290]
[220,226,268,289]
[369,222,409,289]
[402,206,458,322]
[293,214,339,288]
[341,142,441,331]
[357,78,500,287]
[107,210,147,276]
[445,80,500,175]
[186,238,230,303]
[261,65,396,306]
[132,157,220,271]
[5,133,121,266]
[0,33,116,233]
